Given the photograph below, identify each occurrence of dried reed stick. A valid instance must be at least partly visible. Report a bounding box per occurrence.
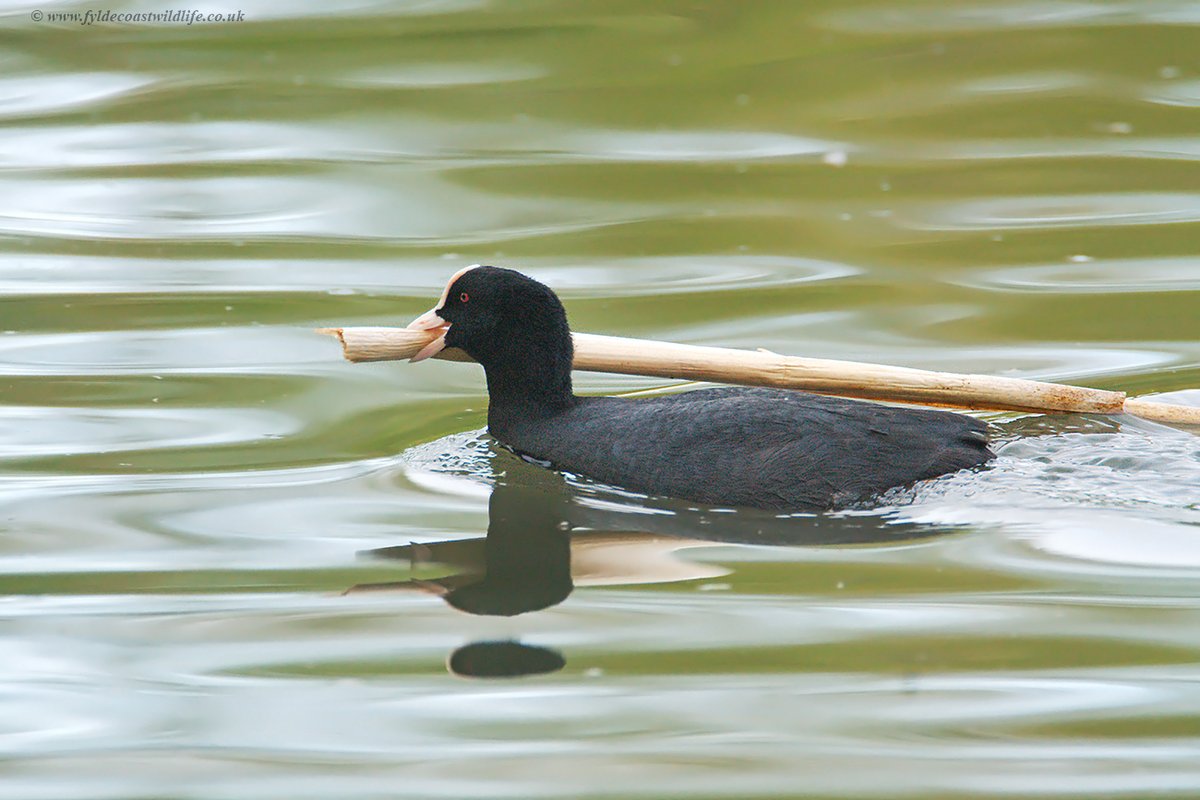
[317,326,1200,426]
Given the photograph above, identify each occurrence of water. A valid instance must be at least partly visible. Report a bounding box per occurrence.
[3,2,1199,798]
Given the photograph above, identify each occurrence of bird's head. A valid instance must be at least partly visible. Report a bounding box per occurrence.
[407,265,574,407]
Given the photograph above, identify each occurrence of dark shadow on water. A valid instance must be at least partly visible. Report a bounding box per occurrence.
[448,640,566,679]
[351,445,974,678]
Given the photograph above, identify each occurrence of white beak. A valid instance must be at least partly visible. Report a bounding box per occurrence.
[406,309,449,362]
[405,265,481,363]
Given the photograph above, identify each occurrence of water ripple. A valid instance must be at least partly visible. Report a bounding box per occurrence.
[966,257,1200,294]
[821,1,1200,33]
[908,193,1200,231]
[0,72,155,119]
[334,61,546,88]
[0,406,297,458]
[0,328,331,375]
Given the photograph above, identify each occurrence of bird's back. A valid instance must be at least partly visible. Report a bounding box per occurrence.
[490,387,993,510]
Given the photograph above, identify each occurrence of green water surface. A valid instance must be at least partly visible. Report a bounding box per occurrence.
[2,2,1199,798]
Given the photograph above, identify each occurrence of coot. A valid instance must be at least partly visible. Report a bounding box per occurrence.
[408,265,993,510]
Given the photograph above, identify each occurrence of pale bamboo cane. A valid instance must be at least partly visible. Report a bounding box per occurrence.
[317,326,1200,425]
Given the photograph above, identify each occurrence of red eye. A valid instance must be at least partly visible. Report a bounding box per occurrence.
[459,292,469,303]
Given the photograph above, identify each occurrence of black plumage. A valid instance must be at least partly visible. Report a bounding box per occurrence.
[410,266,993,511]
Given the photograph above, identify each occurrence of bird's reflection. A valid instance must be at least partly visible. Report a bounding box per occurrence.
[348,446,964,678]
[447,640,566,679]
[426,474,574,617]
[348,462,579,617]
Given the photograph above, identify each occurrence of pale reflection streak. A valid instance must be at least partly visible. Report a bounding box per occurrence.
[0,406,297,457]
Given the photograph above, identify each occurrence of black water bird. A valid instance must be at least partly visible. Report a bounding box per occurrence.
[407,266,993,510]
